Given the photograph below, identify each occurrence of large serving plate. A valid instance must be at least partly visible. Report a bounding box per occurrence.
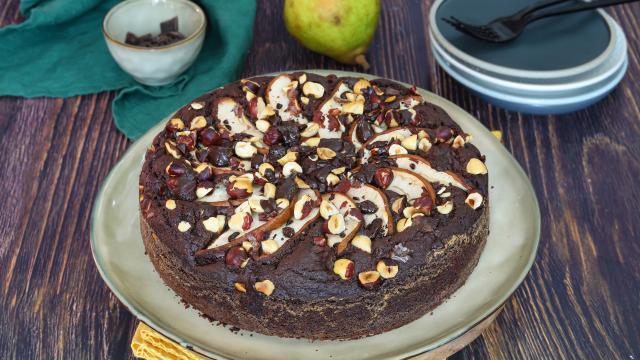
[91,70,540,359]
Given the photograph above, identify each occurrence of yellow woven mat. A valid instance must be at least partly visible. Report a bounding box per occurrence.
[131,322,206,360]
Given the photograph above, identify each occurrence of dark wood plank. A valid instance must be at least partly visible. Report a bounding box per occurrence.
[0,0,639,359]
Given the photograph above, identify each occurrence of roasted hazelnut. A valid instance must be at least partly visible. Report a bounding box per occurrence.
[327,214,346,235]
[351,234,372,253]
[226,178,253,199]
[313,236,327,247]
[358,271,381,290]
[376,260,399,279]
[166,118,185,133]
[225,246,247,268]
[177,221,191,232]
[320,199,339,220]
[199,127,222,146]
[413,195,434,215]
[229,212,252,232]
[234,282,247,293]
[263,126,281,145]
[261,239,280,255]
[190,116,207,131]
[436,200,454,214]
[465,191,483,209]
[165,199,176,210]
[435,126,453,142]
[333,258,355,280]
[166,161,187,177]
[466,158,488,175]
[374,168,394,189]
[254,279,275,296]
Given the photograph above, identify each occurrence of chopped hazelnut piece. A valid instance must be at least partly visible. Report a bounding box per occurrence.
[333,259,354,280]
[465,192,483,209]
[466,158,487,175]
[302,81,324,98]
[317,147,336,160]
[263,183,276,198]
[351,235,372,253]
[254,280,275,296]
[277,151,298,165]
[190,116,207,130]
[235,141,257,159]
[376,260,399,279]
[261,239,280,255]
[165,199,176,210]
[282,161,303,177]
[177,221,191,232]
[358,270,381,289]
[234,282,247,293]
[203,216,223,233]
[396,217,412,232]
[190,102,204,110]
[437,201,454,214]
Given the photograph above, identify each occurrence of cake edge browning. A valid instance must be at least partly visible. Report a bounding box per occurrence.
[140,205,488,340]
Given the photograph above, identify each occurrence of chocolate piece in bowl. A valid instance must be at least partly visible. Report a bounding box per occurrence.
[138,72,489,340]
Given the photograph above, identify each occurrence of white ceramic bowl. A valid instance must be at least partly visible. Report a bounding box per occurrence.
[103,0,206,86]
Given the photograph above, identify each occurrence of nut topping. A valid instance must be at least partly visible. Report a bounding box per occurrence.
[225,246,247,268]
[320,200,338,220]
[177,221,191,233]
[351,234,372,253]
[376,260,399,279]
[326,173,340,186]
[258,163,275,176]
[254,279,275,296]
[263,183,276,198]
[317,147,337,160]
[320,199,339,219]
[465,192,483,209]
[190,116,207,130]
[353,79,371,94]
[466,158,488,175]
[256,119,271,133]
[396,217,412,232]
[234,282,247,293]
[436,200,454,214]
[196,186,213,199]
[282,161,303,177]
[358,271,381,290]
[333,259,355,280]
[166,118,185,132]
[452,135,465,149]
[302,81,324,98]
[300,122,320,137]
[298,73,307,84]
[203,216,224,233]
[327,214,346,234]
[388,143,408,156]
[165,199,176,210]
[229,212,252,231]
[261,239,280,255]
[374,168,394,189]
[295,177,310,189]
[418,138,432,152]
[190,102,204,110]
[293,194,314,220]
[235,141,258,159]
[401,134,418,151]
[276,198,290,209]
[303,137,320,147]
[277,151,298,165]
[164,142,181,159]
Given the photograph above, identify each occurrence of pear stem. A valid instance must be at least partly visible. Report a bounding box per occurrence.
[355,54,371,71]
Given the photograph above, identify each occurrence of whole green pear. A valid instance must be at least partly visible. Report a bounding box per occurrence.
[283,0,381,69]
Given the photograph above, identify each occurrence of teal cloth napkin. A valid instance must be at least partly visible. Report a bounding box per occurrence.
[0,0,256,139]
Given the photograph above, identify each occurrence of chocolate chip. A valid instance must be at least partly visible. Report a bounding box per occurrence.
[160,16,179,34]
[283,227,295,238]
[359,200,378,214]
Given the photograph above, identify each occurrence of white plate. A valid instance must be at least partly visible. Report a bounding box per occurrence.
[91,70,540,359]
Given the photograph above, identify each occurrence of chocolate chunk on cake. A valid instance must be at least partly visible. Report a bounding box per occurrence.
[138,72,489,340]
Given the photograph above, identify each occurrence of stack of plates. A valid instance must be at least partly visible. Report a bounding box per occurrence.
[429,0,628,114]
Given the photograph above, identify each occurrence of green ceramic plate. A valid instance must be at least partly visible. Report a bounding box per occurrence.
[91,70,540,359]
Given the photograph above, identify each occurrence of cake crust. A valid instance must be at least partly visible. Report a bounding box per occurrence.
[138,72,489,340]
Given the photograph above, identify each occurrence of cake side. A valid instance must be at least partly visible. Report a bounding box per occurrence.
[138,72,490,340]
[141,206,487,340]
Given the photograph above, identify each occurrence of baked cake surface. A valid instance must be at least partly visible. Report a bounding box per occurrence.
[138,72,489,340]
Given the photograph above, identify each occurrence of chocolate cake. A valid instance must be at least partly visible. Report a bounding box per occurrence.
[138,72,489,340]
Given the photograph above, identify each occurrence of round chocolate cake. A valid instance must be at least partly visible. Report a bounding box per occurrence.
[138,72,489,340]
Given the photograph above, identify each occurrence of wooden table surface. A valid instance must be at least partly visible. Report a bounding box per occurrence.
[1,0,639,359]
